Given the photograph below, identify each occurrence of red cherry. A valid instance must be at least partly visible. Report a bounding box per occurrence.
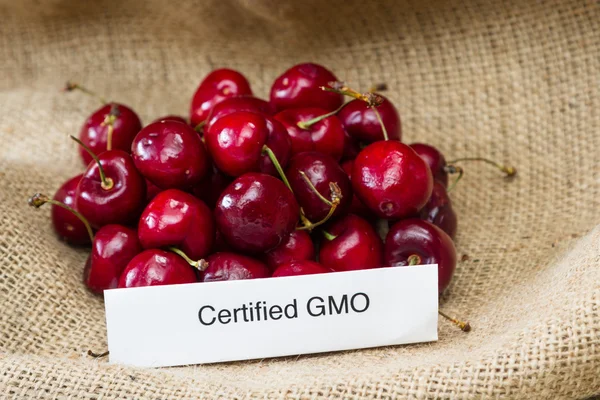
[50,174,90,245]
[272,260,332,277]
[384,219,457,293]
[319,214,383,272]
[420,181,457,239]
[192,165,233,209]
[190,68,252,127]
[144,179,162,203]
[150,115,188,125]
[410,143,449,187]
[76,147,146,229]
[286,152,352,222]
[205,96,274,131]
[131,120,209,189]
[78,103,142,165]
[201,252,270,282]
[352,141,433,219]
[84,224,142,294]
[262,230,315,271]
[212,229,233,253]
[270,63,343,112]
[340,159,373,218]
[215,173,300,254]
[138,189,214,260]
[341,129,361,161]
[118,249,198,288]
[338,95,401,143]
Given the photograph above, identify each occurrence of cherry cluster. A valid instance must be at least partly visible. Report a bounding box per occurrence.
[30,63,515,329]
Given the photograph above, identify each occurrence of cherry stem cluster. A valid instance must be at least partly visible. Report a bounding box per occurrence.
[28,193,95,243]
[438,310,471,332]
[69,135,114,190]
[63,82,107,105]
[168,247,209,271]
[297,176,342,231]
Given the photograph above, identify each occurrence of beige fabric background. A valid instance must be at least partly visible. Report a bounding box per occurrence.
[1,0,599,398]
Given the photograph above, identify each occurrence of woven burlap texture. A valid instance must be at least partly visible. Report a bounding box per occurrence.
[1,0,599,398]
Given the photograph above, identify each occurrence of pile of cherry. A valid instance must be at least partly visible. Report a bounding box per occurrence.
[30,63,515,330]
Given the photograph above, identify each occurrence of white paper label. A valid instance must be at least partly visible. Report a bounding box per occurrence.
[104,264,438,367]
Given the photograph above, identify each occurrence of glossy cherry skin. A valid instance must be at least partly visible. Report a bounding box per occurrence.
[131,120,209,190]
[274,108,345,161]
[76,150,146,229]
[51,174,90,245]
[286,152,352,222]
[138,189,215,260]
[205,96,274,131]
[201,252,270,282]
[84,224,142,294]
[340,159,372,218]
[410,143,448,187]
[270,63,343,112]
[118,249,198,288]
[262,230,315,271]
[192,165,233,209]
[272,260,332,277]
[150,115,188,125]
[215,173,300,254]
[338,96,401,143]
[190,68,252,127]
[352,141,433,219]
[79,103,142,165]
[319,214,383,272]
[205,112,291,177]
[420,181,457,239]
[384,219,456,293]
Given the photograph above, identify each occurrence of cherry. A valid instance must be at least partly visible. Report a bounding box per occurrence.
[138,189,214,260]
[212,230,233,253]
[420,181,457,239]
[74,138,146,229]
[270,63,343,112]
[262,230,315,271]
[384,219,456,294]
[204,112,291,178]
[340,159,372,218]
[205,96,274,131]
[151,115,188,125]
[274,108,345,161]
[84,224,142,294]
[285,151,352,222]
[192,165,233,209]
[144,179,162,203]
[215,172,300,254]
[190,68,252,127]
[410,143,449,187]
[338,95,401,143]
[319,214,383,271]
[341,129,361,161]
[352,141,433,219]
[271,260,332,277]
[131,120,209,189]
[47,175,91,245]
[118,249,198,288]
[201,252,270,282]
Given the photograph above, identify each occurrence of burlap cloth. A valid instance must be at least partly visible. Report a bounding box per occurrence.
[1,0,599,398]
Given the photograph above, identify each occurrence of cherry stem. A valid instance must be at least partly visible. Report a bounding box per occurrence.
[194,120,207,133]
[297,103,346,130]
[298,171,332,207]
[297,182,342,231]
[69,135,114,190]
[444,165,464,193]
[322,230,337,241]
[262,145,294,193]
[438,310,471,332]
[168,247,209,271]
[320,81,384,107]
[87,350,109,358]
[101,104,121,151]
[446,157,517,178]
[63,82,107,105]
[28,193,95,243]
[371,106,389,141]
[407,254,422,266]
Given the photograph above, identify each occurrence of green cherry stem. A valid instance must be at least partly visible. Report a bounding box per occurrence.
[438,310,471,332]
[28,193,95,243]
[297,103,346,130]
[101,104,121,151]
[298,171,332,206]
[296,182,342,231]
[168,247,209,271]
[63,82,107,105]
[444,165,464,193]
[371,106,389,141]
[262,145,293,193]
[446,157,517,177]
[69,135,114,190]
[407,254,422,266]
[322,230,337,241]
[194,120,207,133]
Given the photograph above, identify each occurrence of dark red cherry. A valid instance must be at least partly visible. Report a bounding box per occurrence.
[79,103,142,165]
[286,152,352,222]
[271,260,332,277]
[340,159,372,218]
[205,112,291,177]
[201,252,270,282]
[274,108,345,161]
[262,230,314,271]
[131,120,209,189]
[118,249,198,288]
[192,165,233,209]
[341,129,361,161]
[138,189,214,260]
[144,179,162,203]
[190,68,252,127]
[420,181,457,239]
[410,143,448,187]
[384,219,456,293]
[338,95,401,143]
[150,115,187,125]
[212,229,233,253]
[352,141,433,219]
[76,149,146,229]
[205,96,274,131]
[84,224,142,294]
[215,173,300,254]
[319,214,383,272]
[50,174,90,245]
[270,63,343,112]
